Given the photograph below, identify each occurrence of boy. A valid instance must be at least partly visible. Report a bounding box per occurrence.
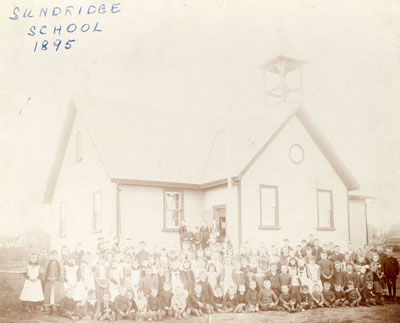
[318,251,334,285]
[362,281,376,306]
[59,288,78,320]
[147,287,162,320]
[322,281,335,307]
[258,279,279,311]
[198,271,213,313]
[345,281,361,307]
[223,285,238,312]
[190,283,207,316]
[279,265,291,288]
[114,286,131,320]
[333,284,348,307]
[95,291,115,321]
[266,263,281,297]
[234,284,246,313]
[159,282,173,319]
[279,285,297,313]
[84,289,97,320]
[311,284,324,308]
[299,285,313,311]
[245,280,259,312]
[171,284,189,319]
[212,285,225,313]
[126,289,138,320]
[135,289,148,321]
[382,248,399,303]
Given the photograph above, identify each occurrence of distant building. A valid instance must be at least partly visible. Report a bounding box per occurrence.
[43,47,370,250]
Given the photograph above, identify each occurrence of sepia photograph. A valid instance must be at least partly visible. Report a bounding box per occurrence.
[0,0,399,322]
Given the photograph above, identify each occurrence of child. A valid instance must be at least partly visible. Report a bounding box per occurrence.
[299,285,313,311]
[171,284,189,319]
[245,280,259,312]
[279,285,297,313]
[139,267,157,297]
[114,286,131,320]
[266,263,281,297]
[345,281,361,307]
[223,285,238,312]
[212,285,225,313]
[369,262,385,305]
[362,281,376,306]
[147,287,162,320]
[43,250,65,314]
[159,282,174,319]
[126,289,138,320]
[64,256,83,302]
[95,291,115,321]
[343,263,357,290]
[221,256,235,295]
[322,281,336,307]
[180,259,195,293]
[190,283,207,316]
[311,283,324,308]
[318,252,333,285]
[332,261,344,289]
[108,259,121,302]
[333,284,348,307]
[59,288,78,320]
[207,263,220,292]
[307,257,322,292]
[279,265,291,289]
[19,253,44,313]
[83,289,97,320]
[198,270,213,313]
[258,279,279,311]
[234,284,246,313]
[130,260,141,297]
[94,257,109,301]
[135,289,149,321]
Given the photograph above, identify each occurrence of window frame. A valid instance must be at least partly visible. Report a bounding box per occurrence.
[59,201,66,238]
[163,188,184,232]
[316,189,335,231]
[75,131,83,162]
[93,190,102,233]
[259,184,280,230]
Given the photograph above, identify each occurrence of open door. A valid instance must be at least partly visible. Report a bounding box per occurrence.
[213,205,226,240]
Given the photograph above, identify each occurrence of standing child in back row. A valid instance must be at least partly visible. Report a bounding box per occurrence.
[20,253,44,313]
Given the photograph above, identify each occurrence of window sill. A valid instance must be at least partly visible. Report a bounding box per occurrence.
[162,228,179,233]
[316,227,336,231]
[92,230,102,234]
[259,225,281,230]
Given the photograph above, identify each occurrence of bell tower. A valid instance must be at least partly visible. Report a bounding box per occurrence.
[258,30,307,106]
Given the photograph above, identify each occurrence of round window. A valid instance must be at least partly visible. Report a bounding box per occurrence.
[289,144,304,164]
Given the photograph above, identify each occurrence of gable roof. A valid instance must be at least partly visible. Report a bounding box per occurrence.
[43,97,360,204]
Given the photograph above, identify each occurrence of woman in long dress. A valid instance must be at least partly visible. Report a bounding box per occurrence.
[19,254,44,313]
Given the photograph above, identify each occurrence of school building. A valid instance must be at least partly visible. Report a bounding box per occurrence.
[43,49,371,250]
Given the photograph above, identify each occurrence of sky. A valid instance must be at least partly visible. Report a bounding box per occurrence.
[0,0,399,235]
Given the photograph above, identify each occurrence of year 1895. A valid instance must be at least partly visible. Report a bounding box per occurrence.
[33,39,76,52]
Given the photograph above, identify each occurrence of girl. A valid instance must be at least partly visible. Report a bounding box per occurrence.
[64,255,84,302]
[221,256,234,295]
[180,259,195,293]
[80,252,96,295]
[94,256,109,300]
[20,253,44,313]
[207,263,220,292]
[108,259,121,301]
[306,257,321,292]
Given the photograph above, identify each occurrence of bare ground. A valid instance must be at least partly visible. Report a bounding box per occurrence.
[1,272,399,323]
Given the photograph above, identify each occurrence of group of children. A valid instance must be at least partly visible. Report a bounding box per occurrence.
[19,233,399,321]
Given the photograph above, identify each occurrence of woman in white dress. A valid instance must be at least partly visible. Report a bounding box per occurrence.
[20,254,44,313]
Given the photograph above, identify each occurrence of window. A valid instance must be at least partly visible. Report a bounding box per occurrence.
[93,191,102,232]
[259,185,280,229]
[317,189,334,230]
[76,131,82,162]
[59,201,66,237]
[163,189,184,231]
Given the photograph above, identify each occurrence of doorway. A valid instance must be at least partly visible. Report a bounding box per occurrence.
[213,205,226,240]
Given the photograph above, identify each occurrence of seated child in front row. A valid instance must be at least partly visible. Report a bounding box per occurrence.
[95,291,115,321]
[212,285,225,313]
[235,284,247,313]
[245,280,259,312]
[147,287,162,320]
[311,284,324,308]
[171,284,189,319]
[59,289,78,321]
[159,282,174,319]
[279,285,298,313]
[223,285,238,312]
[345,281,361,307]
[258,279,279,311]
[299,285,313,311]
[190,283,208,316]
[362,281,376,307]
[333,284,348,307]
[322,281,336,308]
[114,286,131,320]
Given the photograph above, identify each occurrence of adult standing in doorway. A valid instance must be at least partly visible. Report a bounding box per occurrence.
[179,220,188,249]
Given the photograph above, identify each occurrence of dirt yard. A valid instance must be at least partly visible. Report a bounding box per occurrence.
[1,272,399,323]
